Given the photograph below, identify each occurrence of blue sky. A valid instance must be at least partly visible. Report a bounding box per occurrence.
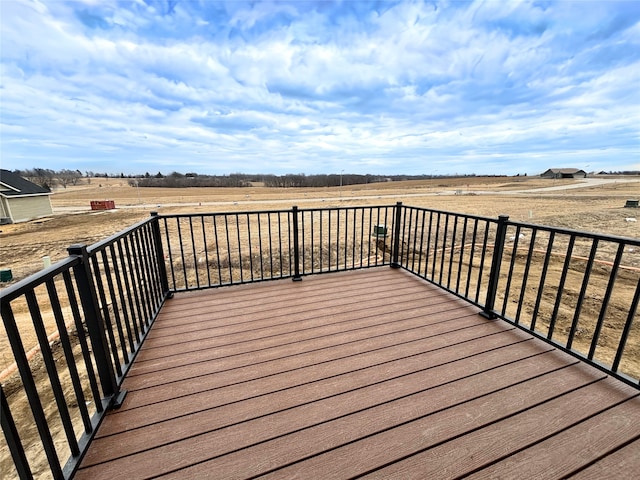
[1,1,639,176]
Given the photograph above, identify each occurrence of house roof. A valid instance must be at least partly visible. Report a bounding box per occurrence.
[543,168,586,174]
[0,169,52,197]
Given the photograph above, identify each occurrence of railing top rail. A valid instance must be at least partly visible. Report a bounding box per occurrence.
[296,204,399,213]
[152,204,400,219]
[506,218,640,246]
[402,205,497,223]
[0,257,80,303]
[86,217,156,255]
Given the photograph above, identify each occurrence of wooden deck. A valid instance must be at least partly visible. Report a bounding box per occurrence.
[75,267,640,479]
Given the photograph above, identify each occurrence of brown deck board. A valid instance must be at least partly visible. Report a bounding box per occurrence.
[568,439,640,479]
[75,267,640,480]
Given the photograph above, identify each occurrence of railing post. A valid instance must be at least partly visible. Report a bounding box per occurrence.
[292,206,302,281]
[67,244,124,407]
[481,215,509,319]
[391,202,403,268]
[150,212,172,298]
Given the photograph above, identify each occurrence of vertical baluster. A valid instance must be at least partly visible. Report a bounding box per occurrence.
[257,213,264,279]
[515,228,538,325]
[162,217,177,291]
[410,208,419,272]
[416,210,427,277]
[431,212,441,279]
[447,215,458,289]
[474,222,490,304]
[455,217,468,293]
[612,275,640,373]
[501,225,522,317]
[176,218,187,289]
[464,218,478,297]
[267,212,274,278]
[438,214,449,284]
[188,217,200,288]
[235,214,243,283]
[201,215,212,287]
[311,210,316,273]
[246,213,254,282]
[320,210,325,271]
[1,382,33,479]
[548,235,576,339]
[367,208,373,268]
[223,215,232,283]
[588,243,625,360]
[391,202,403,268]
[302,210,306,273]
[328,209,332,270]
[292,206,302,281]
[531,231,556,331]
[213,215,223,285]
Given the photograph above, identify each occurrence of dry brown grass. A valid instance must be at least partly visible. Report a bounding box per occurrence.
[2,176,639,366]
[1,175,639,478]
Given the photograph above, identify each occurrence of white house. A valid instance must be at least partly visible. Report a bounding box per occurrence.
[0,169,53,223]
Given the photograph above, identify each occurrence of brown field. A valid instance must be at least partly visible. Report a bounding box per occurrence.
[1,175,639,369]
[2,175,639,281]
[1,175,639,478]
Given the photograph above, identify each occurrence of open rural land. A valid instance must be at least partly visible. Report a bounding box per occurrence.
[2,175,639,357]
[1,175,639,478]
[2,175,639,280]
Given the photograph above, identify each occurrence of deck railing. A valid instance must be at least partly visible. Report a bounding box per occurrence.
[1,217,169,479]
[157,205,397,290]
[1,203,638,479]
[395,206,640,387]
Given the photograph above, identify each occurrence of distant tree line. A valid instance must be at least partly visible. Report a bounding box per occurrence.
[13,168,485,190]
[129,172,482,188]
[130,172,252,188]
[23,167,640,190]
[12,168,84,190]
[598,170,640,176]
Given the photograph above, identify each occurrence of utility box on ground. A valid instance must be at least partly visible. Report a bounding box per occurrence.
[372,225,388,238]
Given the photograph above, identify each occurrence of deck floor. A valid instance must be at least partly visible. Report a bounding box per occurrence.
[76,268,640,479]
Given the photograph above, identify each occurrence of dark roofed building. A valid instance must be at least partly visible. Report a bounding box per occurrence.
[0,169,53,223]
[540,168,588,179]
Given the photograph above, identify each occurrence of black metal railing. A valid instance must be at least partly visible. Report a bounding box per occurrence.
[158,205,396,291]
[393,205,501,308]
[394,206,640,388]
[1,217,169,479]
[1,203,638,479]
[492,218,640,386]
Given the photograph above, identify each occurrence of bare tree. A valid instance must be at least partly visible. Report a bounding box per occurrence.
[57,169,82,188]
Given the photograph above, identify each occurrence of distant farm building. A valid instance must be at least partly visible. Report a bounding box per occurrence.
[540,168,588,179]
[0,169,53,223]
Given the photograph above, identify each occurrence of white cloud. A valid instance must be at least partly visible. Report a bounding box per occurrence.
[1,0,639,176]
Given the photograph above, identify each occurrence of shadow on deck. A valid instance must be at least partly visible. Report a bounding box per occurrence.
[76,268,640,479]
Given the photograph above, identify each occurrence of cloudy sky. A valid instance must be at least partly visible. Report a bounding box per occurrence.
[1,1,639,176]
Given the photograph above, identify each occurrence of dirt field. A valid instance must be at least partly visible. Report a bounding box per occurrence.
[2,175,638,282]
[1,175,639,478]
[1,176,639,360]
